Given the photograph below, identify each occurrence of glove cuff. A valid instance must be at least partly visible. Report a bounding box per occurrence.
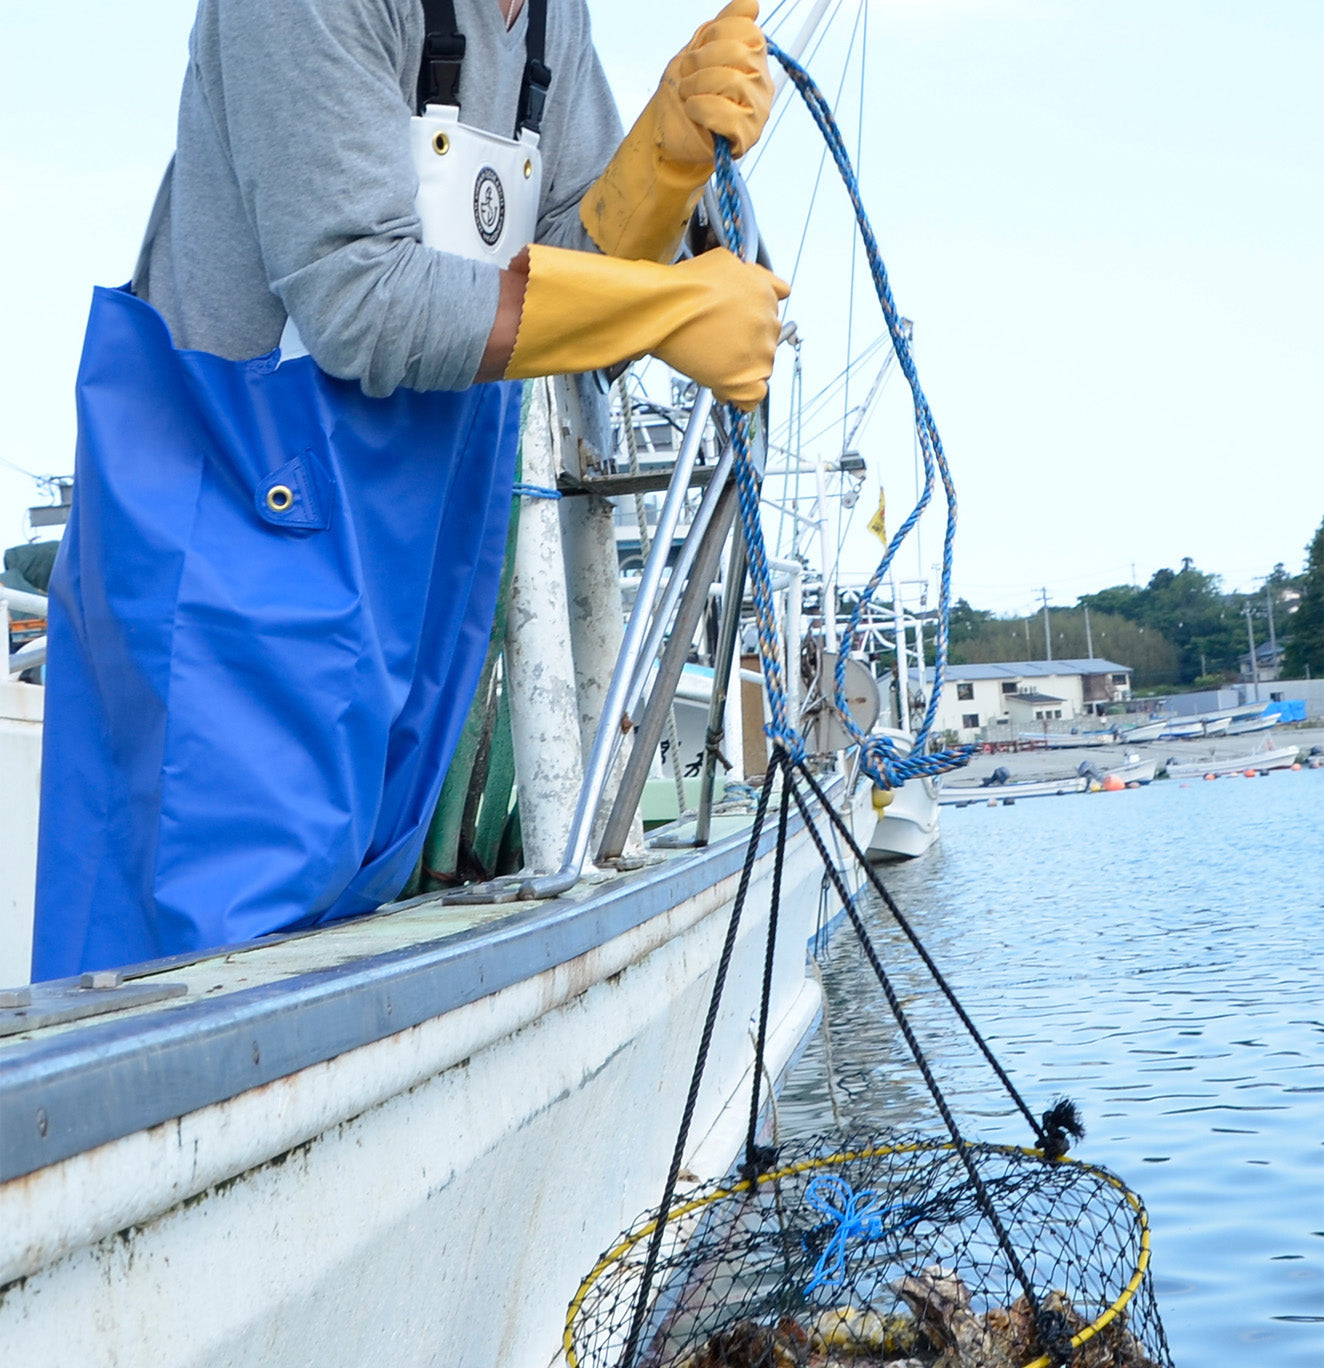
[505,244,698,380]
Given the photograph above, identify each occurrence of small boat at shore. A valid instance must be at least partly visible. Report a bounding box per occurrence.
[1017,729,1114,749]
[1121,718,1167,742]
[1225,713,1278,736]
[1099,756,1158,785]
[939,772,1088,805]
[942,752,1161,806]
[1164,745,1301,779]
[1127,702,1272,743]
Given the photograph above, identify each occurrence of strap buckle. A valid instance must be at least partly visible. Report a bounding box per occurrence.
[418,31,467,112]
[518,57,551,134]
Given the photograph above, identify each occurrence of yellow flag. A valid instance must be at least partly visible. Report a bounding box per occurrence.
[867,488,887,546]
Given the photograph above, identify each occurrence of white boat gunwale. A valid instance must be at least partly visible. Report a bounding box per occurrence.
[0,785,829,1187]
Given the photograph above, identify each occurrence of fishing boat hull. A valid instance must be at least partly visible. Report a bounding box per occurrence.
[860,728,941,861]
[1104,757,1158,784]
[939,775,1087,806]
[1120,720,1167,743]
[0,784,867,1368]
[1165,746,1301,779]
[865,778,940,860]
[1225,714,1278,736]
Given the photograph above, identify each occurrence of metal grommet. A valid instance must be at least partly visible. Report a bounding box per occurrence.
[523,158,533,179]
[433,131,451,156]
[266,485,294,513]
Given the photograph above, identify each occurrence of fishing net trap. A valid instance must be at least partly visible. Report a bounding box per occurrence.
[566,1131,1169,1368]
[563,41,1173,1368]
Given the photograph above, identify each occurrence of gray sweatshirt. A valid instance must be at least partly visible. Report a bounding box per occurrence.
[135,0,624,396]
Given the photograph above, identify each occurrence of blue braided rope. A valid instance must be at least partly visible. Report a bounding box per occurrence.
[766,42,973,788]
[713,139,804,762]
[511,481,562,500]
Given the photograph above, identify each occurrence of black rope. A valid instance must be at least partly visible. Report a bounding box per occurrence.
[619,760,779,1368]
[620,752,1087,1359]
[779,762,1045,1321]
[792,758,1053,1150]
[740,769,793,1180]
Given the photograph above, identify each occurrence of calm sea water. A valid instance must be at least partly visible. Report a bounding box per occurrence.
[779,765,1324,1367]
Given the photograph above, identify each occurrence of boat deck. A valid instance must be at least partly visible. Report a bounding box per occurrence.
[0,799,812,1185]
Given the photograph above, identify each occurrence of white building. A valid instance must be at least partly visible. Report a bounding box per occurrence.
[910,659,1133,744]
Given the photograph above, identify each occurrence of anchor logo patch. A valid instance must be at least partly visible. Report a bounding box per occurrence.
[473,167,506,247]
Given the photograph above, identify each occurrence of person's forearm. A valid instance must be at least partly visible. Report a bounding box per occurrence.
[475,249,531,383]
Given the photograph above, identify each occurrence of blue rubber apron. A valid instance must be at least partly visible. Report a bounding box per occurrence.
[31,285,520,980]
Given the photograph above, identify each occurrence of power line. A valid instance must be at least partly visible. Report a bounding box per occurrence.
[0,453,43,481]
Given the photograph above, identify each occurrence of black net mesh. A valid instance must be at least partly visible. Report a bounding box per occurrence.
[566,1132,1172,1368]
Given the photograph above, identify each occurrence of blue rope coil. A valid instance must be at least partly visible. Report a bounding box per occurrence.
[512,482,562,501]
[713,44,975,789]
[802,1174,921,1294]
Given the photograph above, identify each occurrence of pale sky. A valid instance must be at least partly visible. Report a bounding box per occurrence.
[1,1,1320,616]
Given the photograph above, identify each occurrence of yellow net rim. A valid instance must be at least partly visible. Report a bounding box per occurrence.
[563,1140,1152,1368]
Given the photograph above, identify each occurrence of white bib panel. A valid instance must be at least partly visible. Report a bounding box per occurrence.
[281,105,543,361]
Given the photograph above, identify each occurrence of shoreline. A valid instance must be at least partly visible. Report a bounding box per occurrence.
[940,726,1324,784]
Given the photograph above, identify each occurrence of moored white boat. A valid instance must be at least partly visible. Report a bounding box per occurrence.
[939,773,1087,805]
[1159,719,1205,740]
[1164,745,1301,779]
[1225,713,1278,736]
[1104,756,1158,784]
[1121,719,1168,743]
[864,726,941,860]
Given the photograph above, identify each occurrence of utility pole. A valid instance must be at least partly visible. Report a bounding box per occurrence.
[1243,604,1259,700]
[1041,588,1052,662]
[1265,587,1278,675]
[1084,605,1094,660]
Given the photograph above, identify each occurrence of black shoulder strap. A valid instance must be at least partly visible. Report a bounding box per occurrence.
[416,0,552,134]
[417,0,466,114]
[516,0,551,135]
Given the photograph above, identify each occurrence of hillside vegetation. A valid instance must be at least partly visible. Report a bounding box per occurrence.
[944,520,1324,689]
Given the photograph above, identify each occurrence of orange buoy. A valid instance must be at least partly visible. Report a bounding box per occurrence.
[1244,769,1257,778]
[1102,774,1125,792]
[1292,763,1302,770]
[1203,773,1216,781]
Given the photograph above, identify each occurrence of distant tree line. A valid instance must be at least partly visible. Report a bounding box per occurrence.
[1282,517,1324,679]
[944,515,1324,689]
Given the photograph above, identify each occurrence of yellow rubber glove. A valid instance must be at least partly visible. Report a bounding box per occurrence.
[580,0,774,263]
[504,243,789,410]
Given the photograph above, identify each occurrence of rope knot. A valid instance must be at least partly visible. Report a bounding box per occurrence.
[861,741,976,790]
[802,1175,916,1294]
[737,1143,779,1181]
[1039,1098,1086,1161]
[1035,1306,1076,1366]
